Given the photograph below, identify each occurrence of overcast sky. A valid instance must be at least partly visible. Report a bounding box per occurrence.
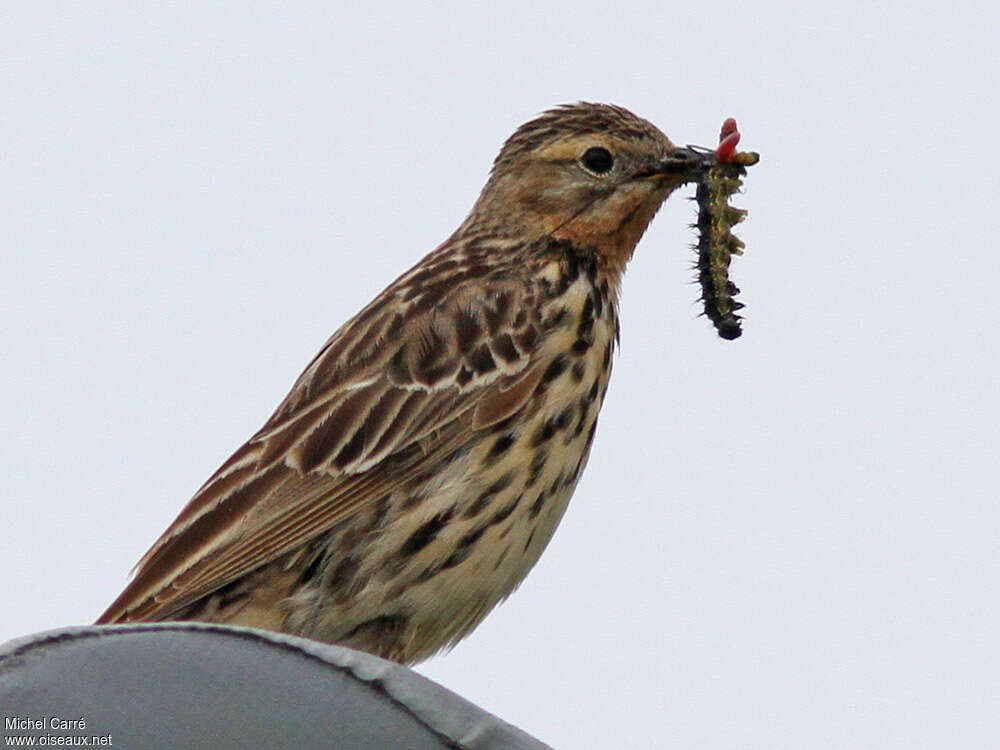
[3,3,997,748]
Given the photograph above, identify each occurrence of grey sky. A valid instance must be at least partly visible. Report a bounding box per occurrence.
[3,3,996,748]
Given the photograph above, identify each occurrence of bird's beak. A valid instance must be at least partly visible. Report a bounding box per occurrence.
[635,146,713,184]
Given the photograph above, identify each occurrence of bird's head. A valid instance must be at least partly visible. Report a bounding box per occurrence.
[464,103,711,275]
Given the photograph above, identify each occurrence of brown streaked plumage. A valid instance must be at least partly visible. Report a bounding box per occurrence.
[97,103,715,664]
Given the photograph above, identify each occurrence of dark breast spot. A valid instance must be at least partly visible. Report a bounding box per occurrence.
[564,462,581,487]
[601,341,613,369]
[531,404,576,447]
[462,471,516,518]
[440,549,468,571]
[553,254,581,295]
[398,507,455,558]
[547,473,565,497]
[486,471,516,494]
[593,287,605,318]
[528,490,547,520]
[523,528,536,552]
[490,415,517,434]
[440,523,491,571]
[577,295,595,339]
[543,307,570,330]
[573,396,591,437]
[462,493,493,519]
[459,525,487,549]
[526,448,548,488]
[530,418,556,448]
[490,496,520,525]
[541,354,569,385]
[482,433,515,467]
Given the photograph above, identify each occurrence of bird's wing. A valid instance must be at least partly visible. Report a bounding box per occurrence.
[97,271,546,623]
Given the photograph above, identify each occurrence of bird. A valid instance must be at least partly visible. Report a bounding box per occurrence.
[97,102,714,664]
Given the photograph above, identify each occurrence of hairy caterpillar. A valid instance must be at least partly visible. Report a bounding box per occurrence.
[694,118,759,340]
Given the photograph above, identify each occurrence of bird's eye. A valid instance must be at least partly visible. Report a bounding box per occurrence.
[581,146,614,175]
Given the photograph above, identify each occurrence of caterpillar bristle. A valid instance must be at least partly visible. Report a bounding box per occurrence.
[724,206,747,225]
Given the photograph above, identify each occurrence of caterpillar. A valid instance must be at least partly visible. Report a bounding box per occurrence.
[694,118,759,340]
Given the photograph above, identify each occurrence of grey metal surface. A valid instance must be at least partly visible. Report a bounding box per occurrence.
[0,624,553,750]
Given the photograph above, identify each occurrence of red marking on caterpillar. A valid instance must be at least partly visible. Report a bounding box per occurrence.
[716,117,741,164]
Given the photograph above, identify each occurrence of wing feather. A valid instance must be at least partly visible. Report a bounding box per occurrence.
[97,271,544,624]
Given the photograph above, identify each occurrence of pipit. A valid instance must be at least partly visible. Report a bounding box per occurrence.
[98,103,726,664]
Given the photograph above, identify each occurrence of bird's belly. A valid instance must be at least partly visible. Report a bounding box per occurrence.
[385,390,604,661]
